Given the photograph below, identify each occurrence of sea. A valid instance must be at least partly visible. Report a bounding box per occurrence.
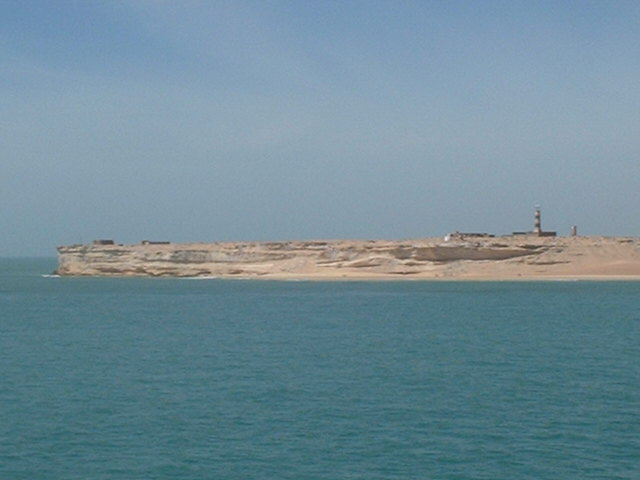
[1,258,638,480]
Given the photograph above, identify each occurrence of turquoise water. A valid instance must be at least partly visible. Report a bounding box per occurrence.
[1,258,639,479]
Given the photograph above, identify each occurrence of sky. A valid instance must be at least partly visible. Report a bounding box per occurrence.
[2,0,640,256]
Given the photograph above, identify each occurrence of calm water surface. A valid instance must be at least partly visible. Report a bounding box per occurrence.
[1,258,639,479]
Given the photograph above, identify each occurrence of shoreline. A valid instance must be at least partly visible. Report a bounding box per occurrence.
[184,275,640,282]
[48,273,640,282]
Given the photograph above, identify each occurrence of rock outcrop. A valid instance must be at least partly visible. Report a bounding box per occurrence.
[56,236,640,279]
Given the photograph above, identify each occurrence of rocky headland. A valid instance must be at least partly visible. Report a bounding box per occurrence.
[55,236,640,280]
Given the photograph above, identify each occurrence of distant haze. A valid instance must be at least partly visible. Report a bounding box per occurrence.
[2,1,639,256]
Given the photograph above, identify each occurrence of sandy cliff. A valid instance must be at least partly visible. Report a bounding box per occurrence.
[56,236,640,280]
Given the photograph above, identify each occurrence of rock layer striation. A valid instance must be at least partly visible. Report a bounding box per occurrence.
[56,236,640,279]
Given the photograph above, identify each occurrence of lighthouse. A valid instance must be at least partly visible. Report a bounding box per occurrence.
[532,206,556,236]
[534,206,542,235]
[511,207,556,237]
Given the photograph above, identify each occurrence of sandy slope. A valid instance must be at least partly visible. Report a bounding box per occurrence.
[56,236,640,280]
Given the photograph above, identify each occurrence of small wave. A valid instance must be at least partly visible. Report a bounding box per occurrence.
[182,276,221,280]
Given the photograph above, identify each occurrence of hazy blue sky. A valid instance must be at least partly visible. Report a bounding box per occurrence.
[2,1,639,256]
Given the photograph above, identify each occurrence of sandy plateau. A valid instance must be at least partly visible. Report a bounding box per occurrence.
[55,236,640,280]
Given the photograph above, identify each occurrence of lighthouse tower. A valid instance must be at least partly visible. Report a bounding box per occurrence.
[534,206,542,235]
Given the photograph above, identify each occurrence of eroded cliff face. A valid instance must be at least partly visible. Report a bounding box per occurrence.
[51,236,640,278]
[55,236,640,279]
